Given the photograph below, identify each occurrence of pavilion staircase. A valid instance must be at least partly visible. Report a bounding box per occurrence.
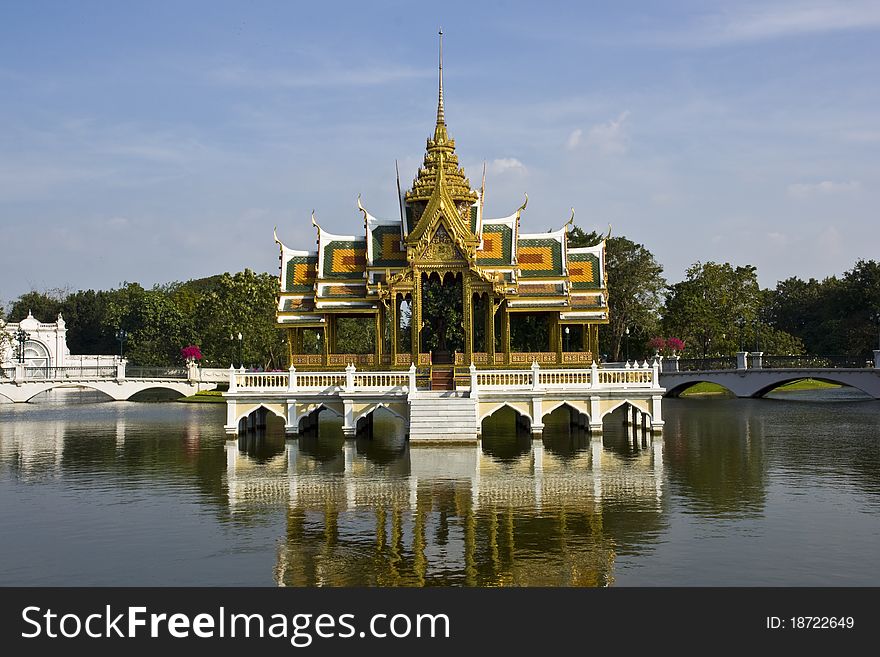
[408,391,478,442]
[431,366,455,391]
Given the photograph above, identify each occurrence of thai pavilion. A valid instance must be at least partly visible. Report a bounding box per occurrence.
[274,37,608,387]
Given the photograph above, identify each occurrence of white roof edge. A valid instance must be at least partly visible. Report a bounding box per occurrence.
[519,226,566,241]
[568,242,604,255]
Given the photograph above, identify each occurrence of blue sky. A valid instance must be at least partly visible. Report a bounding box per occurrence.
[1,1,878,304]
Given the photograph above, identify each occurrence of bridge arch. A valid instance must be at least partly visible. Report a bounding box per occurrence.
[541,400,590,424]
[20,382,117,403]
[353,402,408,425]
[125,386,189,401]
[479,402,532,426]
[234,403,288,426]
[296,402,344,433]
[750,376,868,398]
[665,380,736,398]
[601,398,652,423]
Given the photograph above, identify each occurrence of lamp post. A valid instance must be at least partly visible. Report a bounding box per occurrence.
[564,326,570,352]
[625,327,630,362]
[14,328,30,364]
[237,332,243,369]
[873,311,880,351]
[116,329,127,358]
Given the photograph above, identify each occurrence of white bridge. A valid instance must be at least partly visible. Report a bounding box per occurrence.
[0,362,225,403]
[660,351,880,399]
[224,360,666,443]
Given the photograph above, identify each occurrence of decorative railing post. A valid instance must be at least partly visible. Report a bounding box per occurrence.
[531,360,541,391]
[287,365,297,393]
[408,363,417,392]
[14,362,25,383]
[590,360,598,389]
[116,358,127,381]
[749,351,763,370]
[228,365,237,392]
[344,363,356,392]
[652,359,660,388]
[736,351,748,370]
[469,362,478,397]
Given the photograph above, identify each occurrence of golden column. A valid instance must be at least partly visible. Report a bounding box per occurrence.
[463,274,473,364]
[555,316,564,365]
[390,293,398,366]
[486,294,496,364]
[411,272,422,361]
[374,309,383,367]
[502,303,511,366]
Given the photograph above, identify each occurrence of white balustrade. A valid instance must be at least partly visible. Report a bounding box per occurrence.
[229,363,660,395]
[232,368,407,393]
[470,362,658,394]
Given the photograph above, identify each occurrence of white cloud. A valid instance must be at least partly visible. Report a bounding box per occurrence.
[842,130,880,143]
[766,231,789,246]
[651,192,677,206]
[586,111,630,155]
[787,180,861,198]
[105,216,131,229]
[653,1,880,47]
[565,128,583,150]
[488,158,527,175]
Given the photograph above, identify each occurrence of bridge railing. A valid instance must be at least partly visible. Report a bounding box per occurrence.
[24,366,117,380]
[761,355,868,369]
[669,354,873,372]
[126,366,188,379]
[675,357,737,372]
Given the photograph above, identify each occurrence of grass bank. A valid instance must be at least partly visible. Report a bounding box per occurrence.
[177,389,226,403]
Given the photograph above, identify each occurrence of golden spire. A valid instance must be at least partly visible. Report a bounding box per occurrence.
[405,29,477,208]
[435,28,447,143]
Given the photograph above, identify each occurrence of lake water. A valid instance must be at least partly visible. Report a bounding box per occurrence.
[1,388,878,586]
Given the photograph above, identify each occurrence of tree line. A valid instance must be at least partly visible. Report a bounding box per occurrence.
[4,233,879,365]
[568,227,879,362]
[3,270,286,369]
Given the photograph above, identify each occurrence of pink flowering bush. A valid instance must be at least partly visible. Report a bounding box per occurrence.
[181,345,203,362]
[648,336,685,356]
[648,337,666,352]
[666,337,685,353]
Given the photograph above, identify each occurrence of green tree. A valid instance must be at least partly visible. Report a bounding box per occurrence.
[335,317,375,354]
[840,259,880,357]
[6,289,67,323]
[765,260,880,357]
[568,228,667,361]
[766,276,843,354]
[61,290,117,355]
[106,283,195,365]
[420,273,463,355]
[193,269,286,369]
[663,262,803,357]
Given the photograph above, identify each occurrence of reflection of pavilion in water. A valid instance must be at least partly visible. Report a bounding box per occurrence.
[225,415,666,586]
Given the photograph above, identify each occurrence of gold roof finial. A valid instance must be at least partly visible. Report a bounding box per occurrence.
[434,27,448,143]
[405,29,476,209]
